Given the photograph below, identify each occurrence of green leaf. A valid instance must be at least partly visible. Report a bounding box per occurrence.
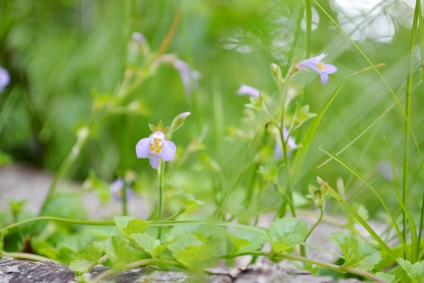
[69,241,104,274]
[168,234,203,255]
[231,230,266,254]
[332,232,381,271]
[265,217,308,253]
[114,216,150,239]
[376,272,395,283]
[104,236,142,270]
[396,258,424,282]
[167,233,213,270]
[225,232,251,254]
[174,245,215,270]
[130,233,160,258]
[292,103,316,131]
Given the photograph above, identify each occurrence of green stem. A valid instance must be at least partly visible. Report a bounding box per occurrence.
[219,251,387,283]
[0,216,267,235]
[122,179,128,216]
[2,251,59,263]
[38,127,90,215]
[157,160,165,239]
[305,205,324,240]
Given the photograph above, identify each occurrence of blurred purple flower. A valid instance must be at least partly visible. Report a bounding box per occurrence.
[110,178,134,202]
[236,84,260,98]
[296,53,337,85]
[136,131,176,169]
[275,128,298,159]
[173,59,201,95]
[131,32,146,44]
[0,66,10,92]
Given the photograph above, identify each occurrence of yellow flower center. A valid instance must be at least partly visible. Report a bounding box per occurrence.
[316,62,326,72]
[150,137,163,155]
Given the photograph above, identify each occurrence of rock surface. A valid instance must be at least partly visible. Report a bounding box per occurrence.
[0,257,363,283]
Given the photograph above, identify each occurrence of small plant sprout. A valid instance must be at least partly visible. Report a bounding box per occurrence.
[136,130,176,169]
[0,66,10,92]
[236,84,261,98]
[296,53,337,85]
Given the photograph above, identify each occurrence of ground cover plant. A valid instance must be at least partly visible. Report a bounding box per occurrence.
[1,0,424,282]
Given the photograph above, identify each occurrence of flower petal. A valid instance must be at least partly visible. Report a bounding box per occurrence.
[161,139,176,161]
[325,64,338,74]
[237,84,260,98]
[296,53,327,70]
[320,72,329,85]
[149,155,161,169]
[136,137,151,158]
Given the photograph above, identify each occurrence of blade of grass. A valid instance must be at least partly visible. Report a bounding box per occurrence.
[316,177,395,260]
[401,0,421,263]
[416,0,424,255]
[385,136,416,261]
[318,146,404,257]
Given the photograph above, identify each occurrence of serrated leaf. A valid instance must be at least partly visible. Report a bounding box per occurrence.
[376,272,395,283]
[293,104,317,130]
[332,232,381,271]
[396,258,424,282]
[87,241,104,260]
[131,233,160,257]
[175,245,215,270]
[124,219,150,237]
[266,217,308,253]
[168,234,203,256]
[69,253,94,274]
[225,232,250,254]
[104,236,142,270]
[231,230,266,254]
[114,216,150,239]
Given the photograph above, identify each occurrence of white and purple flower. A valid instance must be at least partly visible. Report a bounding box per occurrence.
[275,128,298,159]
[296,53,337,85]
[110,178,134,202]
[236,84,260,98]
[0,66,10,92]
[173,59,201,95]
[136,131,176,169]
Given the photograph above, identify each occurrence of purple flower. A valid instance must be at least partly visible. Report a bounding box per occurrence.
[136,131,176,169]
[173,59,201,95]
[236,84,260,98]
[296,53,337,85]
[275,128,298,159]
[0,66,10,92]
[110,178,134,202]
[131,32,146,44]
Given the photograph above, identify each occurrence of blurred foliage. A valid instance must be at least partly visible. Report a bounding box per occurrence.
[0,0,423,217]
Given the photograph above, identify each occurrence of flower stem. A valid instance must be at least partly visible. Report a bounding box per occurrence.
[122,179,128,216]
[305,205,324,240]
[157,159,165,239]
